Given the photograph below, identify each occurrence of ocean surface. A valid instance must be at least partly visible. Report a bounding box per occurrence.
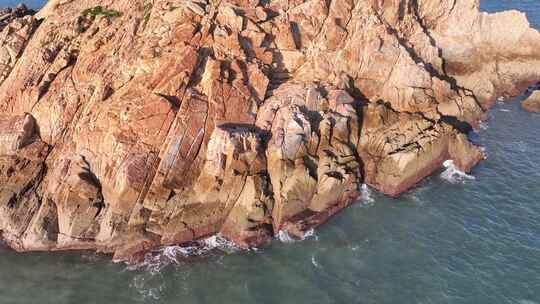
[0,0,539,303]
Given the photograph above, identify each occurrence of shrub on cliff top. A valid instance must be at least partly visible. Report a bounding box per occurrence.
[81,6,122,18]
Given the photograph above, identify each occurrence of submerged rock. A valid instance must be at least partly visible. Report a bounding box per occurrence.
[0,0,538,261]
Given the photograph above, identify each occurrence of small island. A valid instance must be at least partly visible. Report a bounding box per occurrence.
[0,0,539,262]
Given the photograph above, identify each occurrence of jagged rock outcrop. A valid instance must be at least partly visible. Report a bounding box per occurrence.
[0,5,38,85]
[0,4,35,30]
[522,90,540,113]
[0,0,538,261]
[358,101,484,196]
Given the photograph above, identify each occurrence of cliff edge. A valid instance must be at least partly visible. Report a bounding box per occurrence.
[0,0,538,261]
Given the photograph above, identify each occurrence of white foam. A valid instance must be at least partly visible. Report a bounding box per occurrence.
[499,108,511,112]
[359,184,375,205]
[125,234,241,300]
[480,146,488,159]
[302,228,318,241]
[440,160,475,184]
[311,254,321,268]
[479,121,489,131]
[128,234,239,273]
[277,230,296,243]
[201,234,239,254]
[277,228,318,243]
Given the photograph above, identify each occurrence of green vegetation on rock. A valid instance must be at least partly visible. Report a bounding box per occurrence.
[81,6,122,18]
[142,3,153,29]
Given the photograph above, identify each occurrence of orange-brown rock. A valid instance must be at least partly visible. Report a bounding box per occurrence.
[358,101,484,196]
[0,4,35,30]
[0,0,538,261]
[522,90,540,113]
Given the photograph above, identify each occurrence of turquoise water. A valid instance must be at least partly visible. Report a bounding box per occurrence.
[1,1,540,303]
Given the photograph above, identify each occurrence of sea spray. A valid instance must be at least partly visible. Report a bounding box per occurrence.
[277,228,318,243]
[479,121,489,131]
[359,184,375,206]
[202,235,240,253]
[277,230,296,243]
[275,185,377,243]
[311,254,321,268]
[302,228,318,241]
[440,160,475,184]
[128,234,240,273]
[127,234,241,300]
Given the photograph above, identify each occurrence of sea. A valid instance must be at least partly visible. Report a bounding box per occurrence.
[0,0,539,303]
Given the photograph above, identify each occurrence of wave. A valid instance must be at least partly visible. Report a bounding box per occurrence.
[479,121,489,131]
[128,234,239,273]
[276,185,376,244]
[126,234,241,300]
[303,228,317,240]
[359,184,375,206]
[277,228,318,243]
[440,160,475,184]
[277,230,296,243]
[311,254,321,268]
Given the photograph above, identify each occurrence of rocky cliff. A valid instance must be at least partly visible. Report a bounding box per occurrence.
[0,0,538,261]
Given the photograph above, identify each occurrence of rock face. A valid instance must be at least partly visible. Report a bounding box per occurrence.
[522,90,540,113]
[0,0,538,261]
[0,4,35,30]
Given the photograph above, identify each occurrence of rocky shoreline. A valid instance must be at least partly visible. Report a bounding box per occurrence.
[0,0,538,262]
[522,89,540,112]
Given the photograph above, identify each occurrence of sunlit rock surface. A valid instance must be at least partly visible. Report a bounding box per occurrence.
[0,0,538,261]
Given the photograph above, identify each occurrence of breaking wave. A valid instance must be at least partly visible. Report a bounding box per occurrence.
[359,184,375,206]
[277,228,318,243]
[440,160,475,184]
[277,230,296,243]
[127,234,241,301]
[302,228,317,240]
[127,234,240,273]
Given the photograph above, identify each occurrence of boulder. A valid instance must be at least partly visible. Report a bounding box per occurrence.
[522,91,540,113]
